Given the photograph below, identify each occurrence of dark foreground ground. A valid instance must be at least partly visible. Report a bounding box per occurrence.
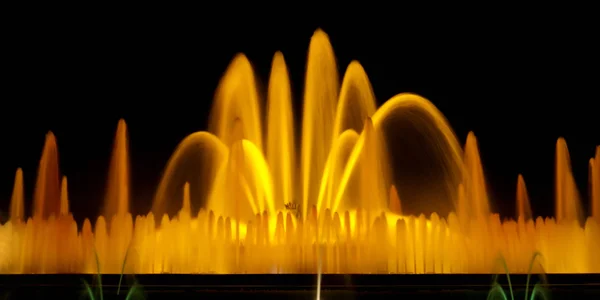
[0,274,599,299]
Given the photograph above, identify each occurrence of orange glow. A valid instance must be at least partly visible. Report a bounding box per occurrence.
[0,29,599,274]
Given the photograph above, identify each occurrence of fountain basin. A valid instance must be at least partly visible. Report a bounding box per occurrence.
[0,274,599,299]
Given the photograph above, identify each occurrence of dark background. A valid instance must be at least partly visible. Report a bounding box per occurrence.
[0,15,598,224]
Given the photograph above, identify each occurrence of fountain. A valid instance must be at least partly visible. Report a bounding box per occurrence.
[0,29,599,276]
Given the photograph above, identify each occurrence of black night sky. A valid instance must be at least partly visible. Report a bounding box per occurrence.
[1,15,598,224]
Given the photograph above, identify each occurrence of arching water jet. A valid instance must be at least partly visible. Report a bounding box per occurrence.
[207,138,275,220]
[358,118,390,214]
[333,61,377,138]
[331,118,391,218]
[316,129,359,212]
[370,93,465,217]
[153,131,228,221]
[210,53,263,152]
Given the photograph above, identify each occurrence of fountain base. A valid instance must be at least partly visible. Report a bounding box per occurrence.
[0,274,598,299]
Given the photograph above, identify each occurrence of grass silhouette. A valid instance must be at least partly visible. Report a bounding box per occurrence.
[487,252,551,300]
[81,244,145,300]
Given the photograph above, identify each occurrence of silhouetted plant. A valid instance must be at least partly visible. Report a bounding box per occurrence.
[487,252,550,300]
[82,244,144,300]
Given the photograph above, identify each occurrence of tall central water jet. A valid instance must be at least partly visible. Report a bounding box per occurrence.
[301,29,339,220]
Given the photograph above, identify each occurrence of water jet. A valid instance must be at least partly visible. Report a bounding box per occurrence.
[0,28,599,299]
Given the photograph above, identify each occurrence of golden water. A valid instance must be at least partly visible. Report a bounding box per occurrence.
[1,29,599,274]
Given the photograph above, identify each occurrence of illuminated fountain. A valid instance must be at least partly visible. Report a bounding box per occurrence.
[0,29,599,275]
